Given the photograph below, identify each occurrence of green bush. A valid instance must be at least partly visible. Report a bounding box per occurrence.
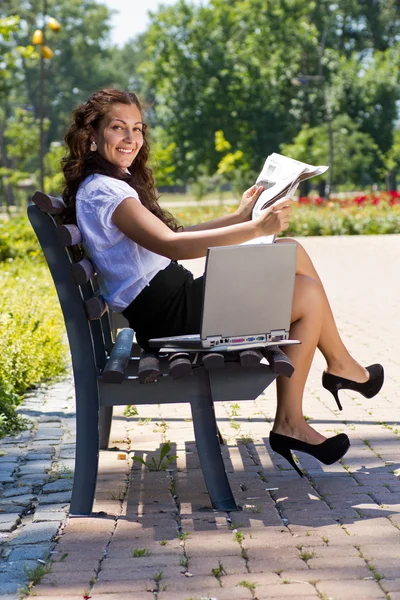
[0,215,42,262]
[282,204,400,237]
[0,257,67,437]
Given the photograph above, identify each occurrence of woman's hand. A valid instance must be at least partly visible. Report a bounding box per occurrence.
[236,184,264,221]
[254,197,293,237]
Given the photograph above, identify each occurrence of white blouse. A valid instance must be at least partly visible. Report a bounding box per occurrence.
[76,173,170,311]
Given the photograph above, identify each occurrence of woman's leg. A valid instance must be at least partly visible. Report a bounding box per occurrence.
[272,274,326,445]
[276,238,369,383]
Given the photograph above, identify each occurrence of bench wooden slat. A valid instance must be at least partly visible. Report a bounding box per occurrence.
[57,224,83,247]
[202,352,224,369]
[138,351,161,383]
[71,258,95,286]
[102,328,134,383]
[85,295,107,320]
[239,349,263,368]
[32,190,66,214]
[263,346,295,378]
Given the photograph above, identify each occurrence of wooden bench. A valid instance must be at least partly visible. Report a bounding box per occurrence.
[28,191,294,516]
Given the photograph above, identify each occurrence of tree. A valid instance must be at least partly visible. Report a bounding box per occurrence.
[138,0,322,183]
[0,0,122,144]
[0,0,135,202]
[0,14,37,206]
[281,115,383,190]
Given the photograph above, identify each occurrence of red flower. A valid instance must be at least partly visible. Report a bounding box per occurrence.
[353,195,367,205]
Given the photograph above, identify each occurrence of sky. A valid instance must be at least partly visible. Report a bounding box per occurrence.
[102,0,199,46]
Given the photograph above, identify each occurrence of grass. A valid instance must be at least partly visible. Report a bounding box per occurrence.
[20,561,52,597]
[238,580,256,593]
[132,548,152,557]
[233,530,245,544]
[123,404,138,418]
[131,442,177,471]
[108,487,126,500]
[297,547,316,563]
[211,561,227,581]
[153,570,164,582]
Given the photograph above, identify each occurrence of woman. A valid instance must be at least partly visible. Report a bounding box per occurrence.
[62,88,384,477]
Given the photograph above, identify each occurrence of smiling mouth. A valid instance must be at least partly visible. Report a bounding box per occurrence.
[117,148,133,154]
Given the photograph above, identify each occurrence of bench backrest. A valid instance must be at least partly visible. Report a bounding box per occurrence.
[28,191,114,376]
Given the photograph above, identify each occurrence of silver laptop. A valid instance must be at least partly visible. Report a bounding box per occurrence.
[149,243,297,351]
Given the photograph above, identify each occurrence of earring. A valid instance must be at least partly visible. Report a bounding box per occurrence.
[90,140,97,152]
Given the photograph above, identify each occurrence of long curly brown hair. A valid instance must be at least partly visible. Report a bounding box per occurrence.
[62,88,179,230]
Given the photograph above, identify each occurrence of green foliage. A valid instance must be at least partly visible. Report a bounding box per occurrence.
[123,404,139,418]
[2,1,400,201]
[20,559,52,597]
[283,203,400,237]
[5,107,42,163]
[215,129,244,180]
[281,115,383,188]
[6,0,116,142]
[44,143,66,197]
[132,548,152,557]
[211,561,227,580]
[134,0,400,188]
[139,0,319,181]
[169,196,400,236]
[0,255,67,437]
[150,127,177,187]
[0,215,42,261]
[0,0,119,205]
[0,15,37,102]
[132,442,177,471]
[215,130,231,153]
[238,580,256,592]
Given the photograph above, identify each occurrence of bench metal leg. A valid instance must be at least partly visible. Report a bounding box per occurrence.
[70,373,100,516]
[190,371,238,512]
[99,406,113,450]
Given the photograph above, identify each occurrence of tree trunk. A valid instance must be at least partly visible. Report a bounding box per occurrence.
[299,180,310,197]
[388,170,397,191]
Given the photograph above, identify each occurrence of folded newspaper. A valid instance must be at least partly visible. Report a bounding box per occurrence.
[249,153,328,244]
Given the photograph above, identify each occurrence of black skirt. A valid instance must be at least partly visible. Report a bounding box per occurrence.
[122,261,204,352]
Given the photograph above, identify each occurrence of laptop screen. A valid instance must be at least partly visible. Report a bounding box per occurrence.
[201,243,297,340]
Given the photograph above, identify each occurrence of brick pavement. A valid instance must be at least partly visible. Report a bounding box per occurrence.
[1,234,400,600]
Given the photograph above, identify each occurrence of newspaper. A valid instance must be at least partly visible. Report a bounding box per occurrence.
[252,153,328,219]
[248,153,328,244]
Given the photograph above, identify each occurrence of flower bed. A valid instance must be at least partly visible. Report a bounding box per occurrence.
[172,191,400,235]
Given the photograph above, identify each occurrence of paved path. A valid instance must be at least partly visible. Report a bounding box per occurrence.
[1,234,400,600]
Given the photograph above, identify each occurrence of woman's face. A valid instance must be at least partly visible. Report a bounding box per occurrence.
[93,103,144,170]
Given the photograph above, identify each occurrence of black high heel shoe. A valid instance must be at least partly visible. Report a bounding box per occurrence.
[269,431,350,477]
[322,364,384,411]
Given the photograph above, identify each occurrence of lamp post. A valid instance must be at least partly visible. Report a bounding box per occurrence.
[32,2,61,192]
